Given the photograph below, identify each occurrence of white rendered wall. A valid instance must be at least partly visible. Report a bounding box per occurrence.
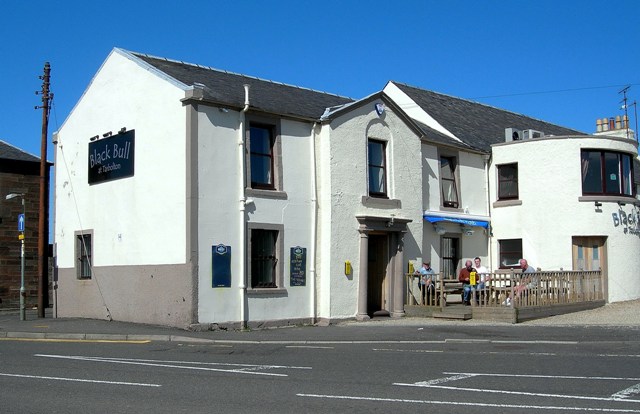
[421,142,491,275]
[195,106,316,324]
[490,135,640,302]
[54,50,192,325]
[55,50,188,268]
[319,100,424,319]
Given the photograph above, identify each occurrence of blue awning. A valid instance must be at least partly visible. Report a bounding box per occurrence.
[424,215,490,229]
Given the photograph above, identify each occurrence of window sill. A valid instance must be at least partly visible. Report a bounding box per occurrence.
[246,287,288,296]
[246,188,288,200]
[578,195,639,205]
[362,196,401,209]
[493,200,522,208]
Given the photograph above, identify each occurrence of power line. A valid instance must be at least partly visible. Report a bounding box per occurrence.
[471,83,640,100]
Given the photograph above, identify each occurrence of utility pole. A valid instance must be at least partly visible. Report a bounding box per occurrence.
[36,62,52,318]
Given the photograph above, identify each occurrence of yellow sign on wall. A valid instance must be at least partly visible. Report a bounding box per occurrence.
[344,261,352,276]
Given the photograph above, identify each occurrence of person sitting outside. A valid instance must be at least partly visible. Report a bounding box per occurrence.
[512,258,537,303]
[473,257,490,304]
[458,260,476,306]
[415,261,435,305]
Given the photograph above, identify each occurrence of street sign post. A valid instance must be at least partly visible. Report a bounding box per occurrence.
[18,213,25,232]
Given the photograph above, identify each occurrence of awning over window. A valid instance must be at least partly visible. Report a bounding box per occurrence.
[423,214,490,229]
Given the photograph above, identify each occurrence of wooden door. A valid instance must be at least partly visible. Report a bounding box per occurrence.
[572,236,606,271]
[572,236,608,300]
[367,234,388,315]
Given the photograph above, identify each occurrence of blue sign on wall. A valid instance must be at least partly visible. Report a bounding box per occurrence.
[212,244,231,288]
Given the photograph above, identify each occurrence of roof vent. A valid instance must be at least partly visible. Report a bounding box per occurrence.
[505,128,522,142]
[522,129,544,139]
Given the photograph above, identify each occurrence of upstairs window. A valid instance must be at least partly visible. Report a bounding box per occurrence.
[249,124,275,189]
[581,150,634,196]
[368,139,387,197]
[440,156,459,208]
[497,163,519,200]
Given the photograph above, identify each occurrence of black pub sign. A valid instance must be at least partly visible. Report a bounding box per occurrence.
[88,130,135,184]
[289,246,307,286]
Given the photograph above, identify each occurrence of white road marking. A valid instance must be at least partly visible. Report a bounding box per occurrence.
[0,372,160,387]
[395,381,640,403]
[414,373,478,386]
[395,372,640,403]
[613,383,640,400]
[297,393,640,412]
[373,348,443,353]
[492,340,579,345]
[35,354,310,377]
[443,372,640,382]
[286,345,335,349]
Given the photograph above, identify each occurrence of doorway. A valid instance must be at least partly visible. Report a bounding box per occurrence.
[367,234,389,316]
[572,236,607,298]
[441,236,460,278]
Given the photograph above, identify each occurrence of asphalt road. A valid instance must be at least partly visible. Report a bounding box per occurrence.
[1,324,639,413]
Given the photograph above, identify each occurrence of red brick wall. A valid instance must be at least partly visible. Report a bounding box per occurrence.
[0,170,41,309]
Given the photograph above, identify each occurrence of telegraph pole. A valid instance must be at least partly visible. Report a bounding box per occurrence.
[36,62,52,318]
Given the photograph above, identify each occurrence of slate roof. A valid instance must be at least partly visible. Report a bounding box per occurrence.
[131,51,354,121]
[0,140,40,163]
[392,82,586,152]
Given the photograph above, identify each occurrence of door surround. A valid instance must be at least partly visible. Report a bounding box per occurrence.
[355,215,412,321]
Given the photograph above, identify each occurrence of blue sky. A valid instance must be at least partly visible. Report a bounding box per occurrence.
[1,0,639,158]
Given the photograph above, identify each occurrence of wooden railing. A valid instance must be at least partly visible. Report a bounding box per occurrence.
[406,269,604,309]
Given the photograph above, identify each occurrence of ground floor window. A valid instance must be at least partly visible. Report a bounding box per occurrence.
[76,232,92,279]
[499,239,522,268]
[249,227,283,289]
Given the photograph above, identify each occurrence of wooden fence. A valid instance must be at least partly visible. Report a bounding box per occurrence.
[406,269,604,310]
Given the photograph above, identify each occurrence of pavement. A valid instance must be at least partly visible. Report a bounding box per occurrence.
[1,299,639,343]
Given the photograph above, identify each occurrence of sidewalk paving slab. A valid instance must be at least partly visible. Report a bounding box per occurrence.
[0,300,638,342]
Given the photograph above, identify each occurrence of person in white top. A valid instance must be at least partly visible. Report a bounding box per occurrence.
[473,257,490,288]
[473,257,490,304]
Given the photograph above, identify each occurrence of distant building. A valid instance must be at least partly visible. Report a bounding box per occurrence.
[0,140,49,309]
[53,48,639,328]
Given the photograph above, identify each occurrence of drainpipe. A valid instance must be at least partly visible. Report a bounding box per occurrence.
[309,122,318,324]
[483,154,493,270]
[238,84,250,329]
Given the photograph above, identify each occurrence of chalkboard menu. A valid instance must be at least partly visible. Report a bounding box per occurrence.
[289,246,306,286]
